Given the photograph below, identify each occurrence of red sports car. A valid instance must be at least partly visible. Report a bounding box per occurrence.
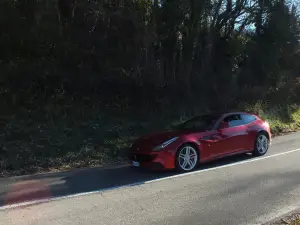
[130,112,271,172]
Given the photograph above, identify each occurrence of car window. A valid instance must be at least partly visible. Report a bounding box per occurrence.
[223,114,244,127]
[241,114,257,124]
[179,114,220,130]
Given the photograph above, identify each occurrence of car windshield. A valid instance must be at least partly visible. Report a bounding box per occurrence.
[177,114,221,131]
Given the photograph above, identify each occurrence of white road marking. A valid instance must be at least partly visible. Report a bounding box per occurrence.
[145,148,300,184]
[1,148,300,211]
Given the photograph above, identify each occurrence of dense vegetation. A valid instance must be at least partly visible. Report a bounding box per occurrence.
[1,0,300,176]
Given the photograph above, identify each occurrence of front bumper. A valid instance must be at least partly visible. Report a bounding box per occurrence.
[129,150,176,170]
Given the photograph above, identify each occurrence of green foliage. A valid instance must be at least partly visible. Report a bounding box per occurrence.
[1,0,300,176]
[241,102,300,134]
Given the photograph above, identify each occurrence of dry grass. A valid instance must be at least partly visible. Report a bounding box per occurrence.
[265,211,300,225]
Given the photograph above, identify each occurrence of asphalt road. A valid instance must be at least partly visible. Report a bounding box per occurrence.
[1,132,300,225]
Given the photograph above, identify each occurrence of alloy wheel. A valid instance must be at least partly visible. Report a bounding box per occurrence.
[256,134,269,154]
[178,146,198,171]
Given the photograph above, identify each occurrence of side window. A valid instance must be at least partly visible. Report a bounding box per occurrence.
[223,115,244,127]
[241,114,257,124]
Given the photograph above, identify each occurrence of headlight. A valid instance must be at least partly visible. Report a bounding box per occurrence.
[152,137,178,151]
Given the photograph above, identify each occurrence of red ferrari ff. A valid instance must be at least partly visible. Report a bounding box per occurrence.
[130,112,271,172]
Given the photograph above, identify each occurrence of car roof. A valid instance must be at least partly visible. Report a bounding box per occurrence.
[205,111,257,117]
[194,111,257,119]
[223,111,252,116]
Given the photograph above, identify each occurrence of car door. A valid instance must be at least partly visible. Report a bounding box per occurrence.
[189,114,223,160]
[199,129,222,160]
[216,114,248,155]
[198,115,229,159]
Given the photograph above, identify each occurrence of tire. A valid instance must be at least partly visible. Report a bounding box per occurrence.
[175,144,199,172]
[253,132,269,157]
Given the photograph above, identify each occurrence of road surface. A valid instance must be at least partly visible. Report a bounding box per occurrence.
[1,132,300,225]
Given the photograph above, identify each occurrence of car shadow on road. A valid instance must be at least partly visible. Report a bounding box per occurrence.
[0,153,253,207]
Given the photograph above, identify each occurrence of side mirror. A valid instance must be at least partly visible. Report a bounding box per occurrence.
[219,121,229,130]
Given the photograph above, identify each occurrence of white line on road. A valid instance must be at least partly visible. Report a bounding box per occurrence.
[1,148,300,211]
[145,148,300,184]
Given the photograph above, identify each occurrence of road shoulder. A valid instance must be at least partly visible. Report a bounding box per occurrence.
[264,210,300,225]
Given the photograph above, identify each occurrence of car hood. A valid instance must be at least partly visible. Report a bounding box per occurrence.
[134,130,194,147]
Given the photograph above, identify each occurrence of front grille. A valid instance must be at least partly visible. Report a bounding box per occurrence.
[131,154,156,162]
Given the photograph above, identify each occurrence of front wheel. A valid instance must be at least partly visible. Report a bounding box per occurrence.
[175,144,199,172]
[253,133,269,157]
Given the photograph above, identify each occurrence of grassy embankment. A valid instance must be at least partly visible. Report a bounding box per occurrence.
[1,98,300,177]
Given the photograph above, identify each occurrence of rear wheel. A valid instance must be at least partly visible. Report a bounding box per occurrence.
[175,144,199,172]
[253,133,269,156]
